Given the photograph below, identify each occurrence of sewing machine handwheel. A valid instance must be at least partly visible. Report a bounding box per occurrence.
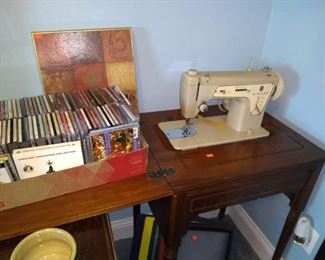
[270,71,284,101]
[199,102,208,113]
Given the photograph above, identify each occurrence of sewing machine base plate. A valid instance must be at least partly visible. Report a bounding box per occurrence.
[159,115,270,150]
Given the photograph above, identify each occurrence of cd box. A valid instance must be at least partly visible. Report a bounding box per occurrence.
[0,135,148,211]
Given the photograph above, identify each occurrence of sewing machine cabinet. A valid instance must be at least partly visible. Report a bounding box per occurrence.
[141,107,325,260]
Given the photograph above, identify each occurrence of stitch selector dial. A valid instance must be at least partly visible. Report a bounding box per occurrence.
[198,102,208,113]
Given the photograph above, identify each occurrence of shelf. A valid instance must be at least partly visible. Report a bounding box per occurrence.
[0,215,118,260]
[0,152,172,240]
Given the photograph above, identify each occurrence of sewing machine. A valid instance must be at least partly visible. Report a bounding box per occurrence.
[158,68,284,150]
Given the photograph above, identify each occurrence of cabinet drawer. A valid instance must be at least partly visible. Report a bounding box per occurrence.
[188,169,309,214]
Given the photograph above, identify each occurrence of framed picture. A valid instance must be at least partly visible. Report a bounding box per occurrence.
[32,28,138,111]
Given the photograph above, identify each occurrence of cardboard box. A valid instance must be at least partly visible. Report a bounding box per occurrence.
[0,27,146,212]
[0,137,148,211]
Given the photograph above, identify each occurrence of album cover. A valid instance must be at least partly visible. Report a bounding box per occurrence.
[0,152,19,181]
[51,112,62,144]
[37,95,46,114]
[0,163,12,183]
[32,96,39,115]
[27,97,35,116]
[1,120,7,152]
[6,119,11,146]
[0,101,3,120]
[17,99,22,118]
[103,104,119,125]
[12,141,84,180]
[92,106,105,128]
[20,117,30,149]
[12,99,17,118]
[7,119,19,153]
[35,114,47,146]
[67,111,79,141]
[0,154,15,183]
[40,113,51,145]
[0,121,2,145]
[58,111,69,142]
[7,99,13,119]
[19,98,26,117]
[96,106,111,127]
[90,123,140,161]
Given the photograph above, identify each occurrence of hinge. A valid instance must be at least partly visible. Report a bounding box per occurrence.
[148,167,176,178]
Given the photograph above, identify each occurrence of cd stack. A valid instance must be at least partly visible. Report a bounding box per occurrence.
[0,85,140,182]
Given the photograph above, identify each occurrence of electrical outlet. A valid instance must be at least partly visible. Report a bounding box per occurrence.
[302,225,319,255]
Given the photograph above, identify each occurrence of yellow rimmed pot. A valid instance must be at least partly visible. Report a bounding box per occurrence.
[10,228,76,260]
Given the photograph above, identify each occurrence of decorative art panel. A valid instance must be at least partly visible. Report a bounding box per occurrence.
[32,28,138,111]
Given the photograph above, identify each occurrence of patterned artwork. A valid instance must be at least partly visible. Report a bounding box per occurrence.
[32,28,138,111]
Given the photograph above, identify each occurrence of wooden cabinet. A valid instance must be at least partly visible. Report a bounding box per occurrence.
[141,108,325,260]
[0,152,172,258]
[1,107,324,260]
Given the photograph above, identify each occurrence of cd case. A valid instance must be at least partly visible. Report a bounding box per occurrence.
[0,153,18,183]
[12,141,84,179]
[89,123,140,161]
[0,135,148,211]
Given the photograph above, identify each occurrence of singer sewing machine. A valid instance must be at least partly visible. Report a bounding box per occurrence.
[159,68,284,150]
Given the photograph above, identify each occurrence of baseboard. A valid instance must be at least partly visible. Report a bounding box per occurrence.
[111,216,133,241]
[199,209,221,219]
[228,205,282,260]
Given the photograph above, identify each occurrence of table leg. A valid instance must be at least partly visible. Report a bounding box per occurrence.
[164,194,190,260]
[218,207,226,219]
[272,167,322,260]
[133,204,141,233]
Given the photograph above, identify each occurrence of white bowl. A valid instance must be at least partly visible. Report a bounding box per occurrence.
[10,228,76,260]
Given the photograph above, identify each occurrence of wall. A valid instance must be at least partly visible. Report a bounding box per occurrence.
[243,1,325,259]
[0,0,272,112]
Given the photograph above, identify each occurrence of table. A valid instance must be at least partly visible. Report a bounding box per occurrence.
[141,108,325,260]
[0,152,172,256]
[1,107,324,260]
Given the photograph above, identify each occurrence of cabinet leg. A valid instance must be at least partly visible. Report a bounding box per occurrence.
[133,204,140,233]
[272,167,322,260]
[218,207,226,219]
[164,194,189,260]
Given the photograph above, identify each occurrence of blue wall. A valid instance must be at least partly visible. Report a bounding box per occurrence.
[243,1,325,259]
[0,1,272,112]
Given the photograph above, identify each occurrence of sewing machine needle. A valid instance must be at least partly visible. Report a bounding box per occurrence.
[182,118,192,137]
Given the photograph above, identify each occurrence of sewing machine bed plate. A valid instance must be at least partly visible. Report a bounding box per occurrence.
[158,115,270,150]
